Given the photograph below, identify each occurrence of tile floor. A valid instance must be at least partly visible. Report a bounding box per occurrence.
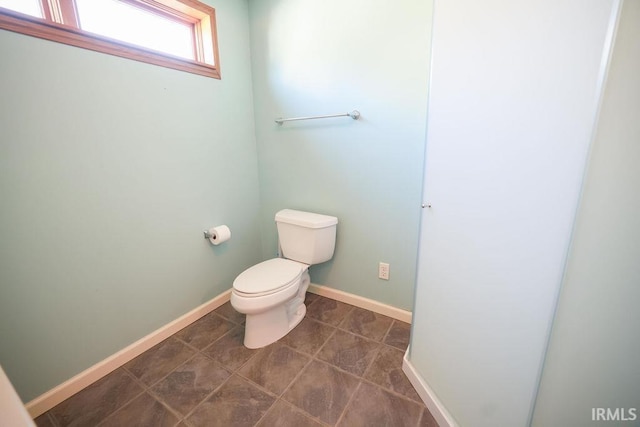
[34,293,437,427]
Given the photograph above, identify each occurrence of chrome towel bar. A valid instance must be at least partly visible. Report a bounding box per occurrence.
[275,110,360,125]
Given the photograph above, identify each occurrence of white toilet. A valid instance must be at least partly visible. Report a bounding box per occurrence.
[231,209,338,349]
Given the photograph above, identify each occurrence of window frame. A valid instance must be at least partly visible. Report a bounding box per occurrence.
[0,0,220,79]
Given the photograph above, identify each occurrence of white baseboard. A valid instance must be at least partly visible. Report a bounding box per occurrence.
[308,283,412,323]
[26,290,232,418]
[402,346,458,427]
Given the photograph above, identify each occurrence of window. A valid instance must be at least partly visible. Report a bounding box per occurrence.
[0,0,220,79]
[0,0,43,18]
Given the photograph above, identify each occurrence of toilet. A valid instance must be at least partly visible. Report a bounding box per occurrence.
[231,209,338,349]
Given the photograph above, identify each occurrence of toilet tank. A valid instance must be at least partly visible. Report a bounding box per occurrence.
[275,209,338,265]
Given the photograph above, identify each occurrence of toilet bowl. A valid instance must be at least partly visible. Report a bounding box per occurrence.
[231,258,310,348]
[231,209,338,348]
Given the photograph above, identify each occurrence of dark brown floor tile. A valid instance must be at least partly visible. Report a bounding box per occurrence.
[338,382,423,427]
[186,375,275,427]
[306,296,354,326]
[43,297,417,427]
[214,301,245,325]
[151,353,230,416]
[124,337,196,386]
[283,360,360,425]
[256,400,324,427]
[304,292,319,305]
[384,320,411,350]
[238,342,310,395]
[364,345,421,402]
[175,312,234,350]
[50,368,143,427]
[340,307,394,341]
[280,317,335,355]
[201,326,259,371]
[419,407,439,427]
[33,412,56,427]
[317,329,380,377]
[98,392,178,427]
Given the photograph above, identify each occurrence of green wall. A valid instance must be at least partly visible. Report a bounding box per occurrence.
[0,0,262,401]
[248,0,432,310]
[0,0,434,402]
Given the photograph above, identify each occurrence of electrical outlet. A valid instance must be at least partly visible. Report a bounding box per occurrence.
[378,262,390,280]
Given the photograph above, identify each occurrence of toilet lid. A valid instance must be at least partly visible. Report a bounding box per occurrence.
[233,258,304,295]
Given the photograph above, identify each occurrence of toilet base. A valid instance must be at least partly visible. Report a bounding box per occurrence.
[243,271,310,349]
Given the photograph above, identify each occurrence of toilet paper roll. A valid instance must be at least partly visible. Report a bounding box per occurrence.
[208,225,231,245]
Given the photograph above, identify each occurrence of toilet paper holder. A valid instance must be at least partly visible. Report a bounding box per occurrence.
[204,225,231,245]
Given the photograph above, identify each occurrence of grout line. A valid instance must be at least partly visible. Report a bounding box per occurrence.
[233,374,280,401]
[281,357,354,427]
[311,325,339,359]
[173,334,205,354]
[121,365,149,391]
[358,342,425,406]
[179,372,235,423]
[358,374,426,407]
[197,324,242,357]
[381,319,396,343]
[252,397,278,427]
[126,340,200,392]
[98,331,228,425]
[290,399,334,427]
[315,327,383,378]
[309,358,362,383]
[149,391,185,425]
[233,342,317,401]
[144,390,188,425]
[309,341,423,408]
[92,373,153,426]
[309,294,357,326]
[334,306,353,330]
[308,298,403,345]
[276,348,315,399]
[311,344,374,380]
[43,411,60,427]
[232,345,265,374]
[233,370,281,401]
[275,398,334,427]
[361,343,383,378]
[94,389,166,427]
[264,322,339,425]
[141,351,211,416]
[119,368,148,396]
[416,407,426,427]
[336,317,395,343]
[334,380,363,427]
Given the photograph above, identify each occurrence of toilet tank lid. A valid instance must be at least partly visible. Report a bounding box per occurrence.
[275,209,338,229]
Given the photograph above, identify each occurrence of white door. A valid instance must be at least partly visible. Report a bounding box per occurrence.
[407,1,618,426]
[0,365,36,427]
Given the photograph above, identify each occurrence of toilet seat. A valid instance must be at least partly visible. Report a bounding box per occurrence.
[233,258,306,297]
